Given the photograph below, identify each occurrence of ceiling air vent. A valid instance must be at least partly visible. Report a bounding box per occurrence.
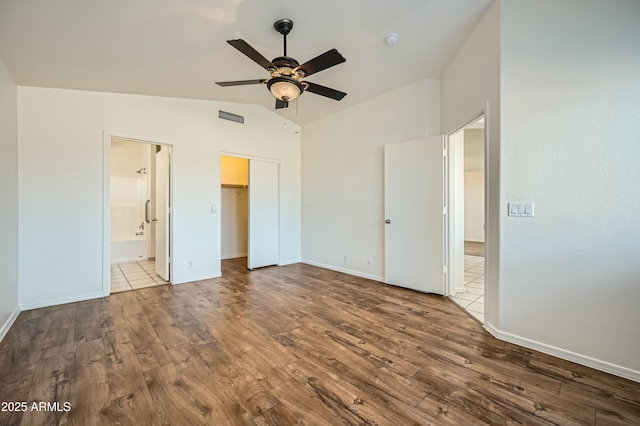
[218,110,244,124]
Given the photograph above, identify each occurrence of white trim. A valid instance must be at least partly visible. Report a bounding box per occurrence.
[464,238,485,243]
[302,259,384,282]
[484,322,640,384]
[110,256,148,264]
[278,258,301,266]
[220,151,280,164]
[172,272,220,285]
[21,292,105,311]
[0,307,21,342]
[221,253,248,260]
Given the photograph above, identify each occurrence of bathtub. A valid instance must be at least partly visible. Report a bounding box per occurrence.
[111,235,148,263]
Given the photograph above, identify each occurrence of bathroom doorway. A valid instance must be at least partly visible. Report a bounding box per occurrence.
[105,137,172,294]
[448,115,486,323]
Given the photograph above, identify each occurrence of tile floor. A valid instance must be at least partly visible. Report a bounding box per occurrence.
[450,255,485,323]
[110,258,169,293]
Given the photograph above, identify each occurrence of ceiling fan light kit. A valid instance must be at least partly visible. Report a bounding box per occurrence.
[216,18,347,110]
[267,76,304,102]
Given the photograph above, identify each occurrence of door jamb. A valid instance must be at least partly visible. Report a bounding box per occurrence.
[445,112,487,319]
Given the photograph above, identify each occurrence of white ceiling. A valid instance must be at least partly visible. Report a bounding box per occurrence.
[0,0,492,125]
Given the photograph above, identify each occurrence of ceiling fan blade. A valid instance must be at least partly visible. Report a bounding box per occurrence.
[215,79,267,87]
[227,39,276,71]
[275,98,289,109]
[304,82,347,101]
[295,49,346,77]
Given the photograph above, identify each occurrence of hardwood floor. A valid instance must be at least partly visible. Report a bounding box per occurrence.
[464,241,485,257]
[1,258,639,425]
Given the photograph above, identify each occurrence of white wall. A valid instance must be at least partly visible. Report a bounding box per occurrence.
[18,87,301,309]
[301,78,440,280]
[441,0,501,325]
[498,0,640,378]
[0,56,20,339]
[464,129,485,242]
[110,139,150,241]
[464,171,485,242]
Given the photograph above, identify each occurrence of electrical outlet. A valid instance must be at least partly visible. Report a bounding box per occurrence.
[367,258,373,267]
[343,254,349,263]
[188,261,194,269]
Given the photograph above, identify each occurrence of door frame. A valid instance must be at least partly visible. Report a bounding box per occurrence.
[445,110,488,318]
[102,131,174,296]
[220,151,281,271]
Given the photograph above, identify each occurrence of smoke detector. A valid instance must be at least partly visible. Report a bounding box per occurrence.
[385,33,399,46]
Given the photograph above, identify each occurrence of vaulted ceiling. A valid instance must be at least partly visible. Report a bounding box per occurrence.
[0,0,492,124]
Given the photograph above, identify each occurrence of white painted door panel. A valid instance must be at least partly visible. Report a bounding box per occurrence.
[155,146,170,281]
[384,136,445,294]
[248,160,279,269]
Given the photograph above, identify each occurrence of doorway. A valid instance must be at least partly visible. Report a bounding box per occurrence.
[447,115,486,323]
[104,136,172,294]
[220,154,280,272]
[221,155,249,266]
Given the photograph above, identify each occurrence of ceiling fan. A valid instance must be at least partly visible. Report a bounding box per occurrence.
[215,19,347,109]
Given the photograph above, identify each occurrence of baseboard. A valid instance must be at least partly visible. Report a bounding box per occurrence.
[20,291,105,311]
[278,259,301,266]
[221,253,247,260]
[111,256,146,264]
[464,239,485,243]
[484,322,640,383]
[0,306,21,343]
[301,259,384,282]
[172,272,222,285]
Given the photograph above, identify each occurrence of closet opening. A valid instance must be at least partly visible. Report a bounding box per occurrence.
[220,153,280,273]
[221,156,249,269]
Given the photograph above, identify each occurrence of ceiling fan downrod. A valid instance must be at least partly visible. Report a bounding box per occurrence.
[274,19,294,57]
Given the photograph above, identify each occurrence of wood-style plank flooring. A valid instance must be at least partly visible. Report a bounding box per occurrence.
[1,258,639,425]
[464,241,485,257]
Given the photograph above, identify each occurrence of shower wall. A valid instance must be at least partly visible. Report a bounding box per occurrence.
[111,139,151,263]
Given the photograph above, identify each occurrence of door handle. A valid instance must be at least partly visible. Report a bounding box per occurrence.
[385,219,391,224]
[151,218,158,222]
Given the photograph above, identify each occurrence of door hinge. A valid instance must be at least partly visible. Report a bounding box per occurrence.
[167,256,171,263]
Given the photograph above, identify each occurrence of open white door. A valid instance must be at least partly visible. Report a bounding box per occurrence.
[155,146,170,281]
[248,160,279,269]
[384,136,446,294]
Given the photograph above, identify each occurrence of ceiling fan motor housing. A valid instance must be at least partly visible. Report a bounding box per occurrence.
[272,56,300,71]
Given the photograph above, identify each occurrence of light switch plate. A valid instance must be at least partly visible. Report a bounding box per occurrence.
[508,202,534,217]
